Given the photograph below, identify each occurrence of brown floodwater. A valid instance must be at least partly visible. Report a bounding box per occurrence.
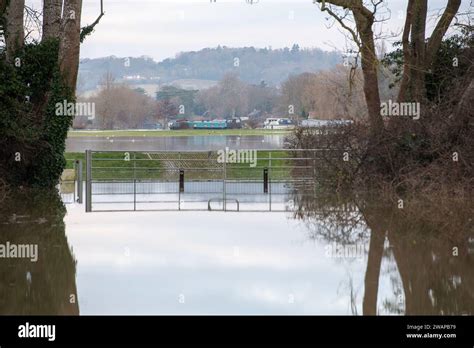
[0,189,472,315]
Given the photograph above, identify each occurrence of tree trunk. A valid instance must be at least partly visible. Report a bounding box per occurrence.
[354,11,383,133]
[425,0,462,67]
[410,0,427,103]
[353,8,384,135]
[398,0,461,103]
[59,0,83,93]
[43,0,63,40]
[398,0,414,103]
[0,0,7,17]
[4,0,25,63]
[315,1,384,134]
[454,78,474,120]
[363,228,385,315]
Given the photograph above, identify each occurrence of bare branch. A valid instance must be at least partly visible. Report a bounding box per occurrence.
[321,3,361,48]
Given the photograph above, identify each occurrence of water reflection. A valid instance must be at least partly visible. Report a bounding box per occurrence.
[292,190,474,315]
[0,187,472,315]
[66,135,285,152]
[0,190,79,315]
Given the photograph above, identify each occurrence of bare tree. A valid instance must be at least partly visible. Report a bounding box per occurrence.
[398,0,462,102]
[280,67,368,121]
[314,0,385,134]
[314,0,465,132]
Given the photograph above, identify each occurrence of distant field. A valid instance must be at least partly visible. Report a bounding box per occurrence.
[67,129,291,138]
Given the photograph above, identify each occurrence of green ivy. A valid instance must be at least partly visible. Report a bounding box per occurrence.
[0,39,74,188]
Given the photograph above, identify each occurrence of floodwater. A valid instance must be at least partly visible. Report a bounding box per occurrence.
[87,181,297,212]
[66,135,286,152]
[1,189,472,315]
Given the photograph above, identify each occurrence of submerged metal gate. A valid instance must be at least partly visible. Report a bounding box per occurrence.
[84,149,332,212]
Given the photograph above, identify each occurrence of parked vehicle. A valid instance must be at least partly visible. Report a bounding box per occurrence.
[192,120,227,129]
[264,118,295,130]
[168,118,242,130]
[169,120,190,130]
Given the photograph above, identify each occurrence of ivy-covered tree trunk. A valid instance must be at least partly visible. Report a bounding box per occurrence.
[0,0,92,188]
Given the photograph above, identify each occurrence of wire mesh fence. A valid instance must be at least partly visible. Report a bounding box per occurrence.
[83,149,341,212]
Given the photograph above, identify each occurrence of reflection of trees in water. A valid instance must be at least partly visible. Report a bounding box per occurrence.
[378,248,405,315]
[0,190,79,315]
[291,190,370,245]
[291,188,474,315]
[383,206,473,315]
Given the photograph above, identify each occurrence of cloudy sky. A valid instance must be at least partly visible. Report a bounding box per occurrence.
[28,0,471,62]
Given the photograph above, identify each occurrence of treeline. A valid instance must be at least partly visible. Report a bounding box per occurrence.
[76,64,376,130]
[77,45,341,92]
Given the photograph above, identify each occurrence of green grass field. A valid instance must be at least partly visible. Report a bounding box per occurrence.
[64,150,293,180]
[67,129,290,138]
[65,152,164,180]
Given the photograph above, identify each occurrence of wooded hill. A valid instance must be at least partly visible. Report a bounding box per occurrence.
[78,45,341,92]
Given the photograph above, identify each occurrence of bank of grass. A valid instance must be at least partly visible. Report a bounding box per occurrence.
[67,129,290,138]
[65,152,164,180]
[64,150,292,180]
[226,150,290,179]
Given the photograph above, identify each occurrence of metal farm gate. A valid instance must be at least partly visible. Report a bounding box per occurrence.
[83,149,333,212]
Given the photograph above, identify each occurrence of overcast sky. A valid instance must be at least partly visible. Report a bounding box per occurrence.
[27,0,471,62]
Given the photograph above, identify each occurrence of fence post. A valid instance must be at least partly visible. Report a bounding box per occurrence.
[313,150,317,195]
[133,152,137,211]
[178,153,181,210]
[223,158,227,211]
[72,160,77,203]
[263,167,268,194]
[133,179,136,211]
[76,160,83,203]
[269,152,272,211]
[179,170,185,193]
[85,150,92,212]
